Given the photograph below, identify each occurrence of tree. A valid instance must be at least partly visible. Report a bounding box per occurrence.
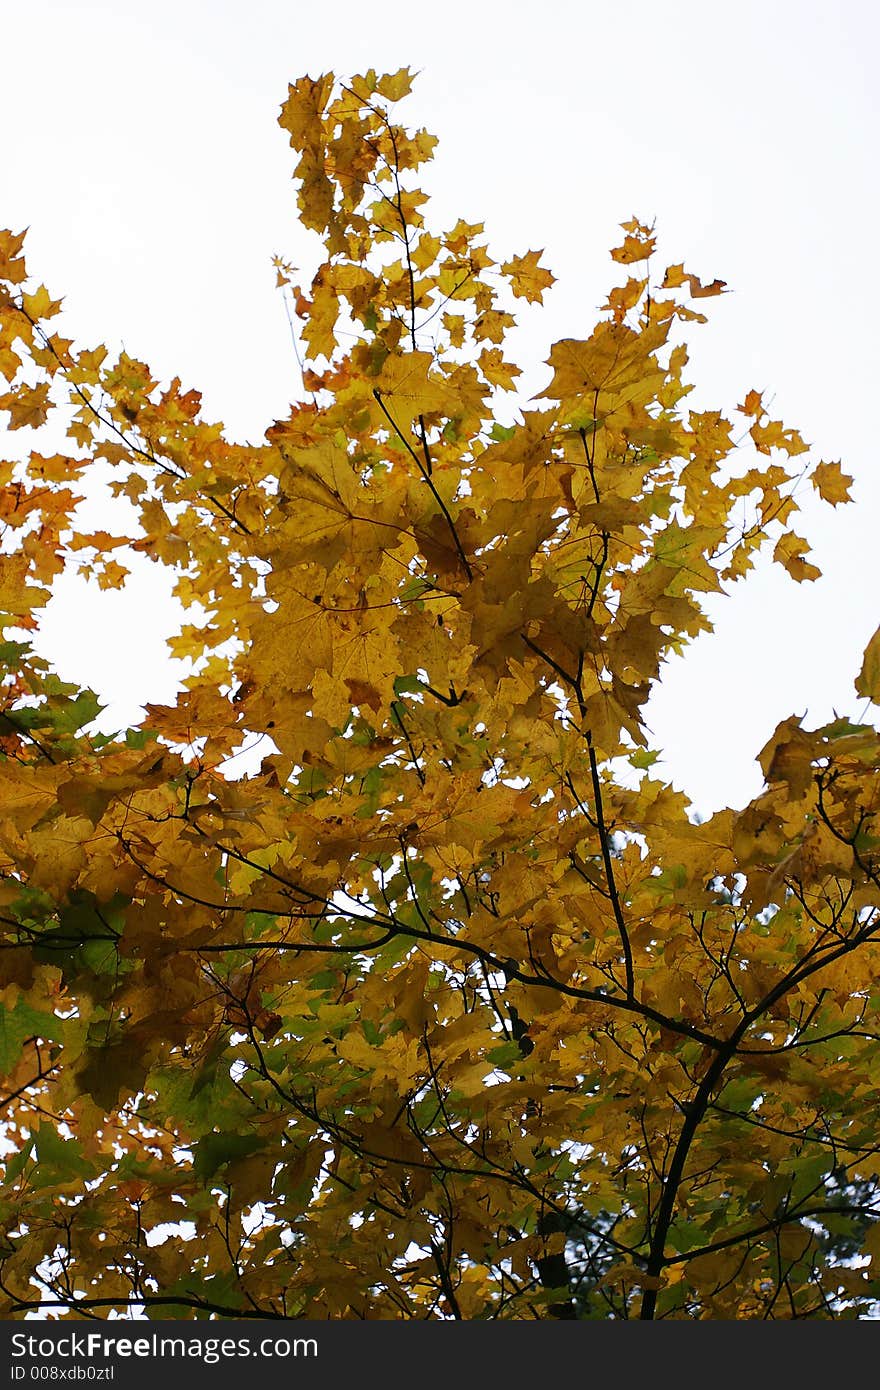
[0,67,878,1321]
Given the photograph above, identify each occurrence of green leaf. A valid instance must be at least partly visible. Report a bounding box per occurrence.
[0,997,62,1075]
[2,1136,34,1185]
[32,1124,95,1184]
[488,422,516,442]
[125,727,154,749]
[630,748,660,770]
[487,1041,523,1067]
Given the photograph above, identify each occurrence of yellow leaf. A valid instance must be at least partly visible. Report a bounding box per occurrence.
[375,68,416,101]
[0,228,27,284]
[21,285,62,322]
[757,716,815,797]
[0,555,46,617]
[661,264,726,297]
[856,624,880,702]
[810,459,853,506]
[773,532,820,582]
[501,249,555,303]
[95,559,129,591]
[739,388,764,417]
[610,218,655,264]
[750,417,809,456]
[278,73,334,148]
[545,323,658,406]
[604,277,647,322]
[374,351,457,423]
[443,312,466,349]
[661,263,687,288]
[478,347,521,390]
[0,381,51,430]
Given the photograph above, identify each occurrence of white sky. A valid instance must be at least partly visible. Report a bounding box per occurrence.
[2,0,877,813]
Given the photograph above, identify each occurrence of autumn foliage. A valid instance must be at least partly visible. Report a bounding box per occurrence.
[1,68,879,1321]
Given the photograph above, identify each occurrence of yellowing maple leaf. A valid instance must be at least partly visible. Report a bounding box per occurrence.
[373,350,458,424]
[750,417,809,456]
[0,381,51,430]
[375,67,416,101]
[0,555,47,617]
[477,346,521,390]
[501,249,556,303]
[0,228,27,284]
[610,218,656,264]
[604,276,648,322]
[278,74,334,148]
[21,285,63,322]
[773,531,821,582]
[0,64,871,1331]
[545,323,662,409]
[856,624,880,703]
[661,264,726,297]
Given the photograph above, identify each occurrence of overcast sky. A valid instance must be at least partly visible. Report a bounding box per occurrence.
[2,0,877,813]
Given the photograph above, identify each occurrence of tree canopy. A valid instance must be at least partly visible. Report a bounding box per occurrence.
[1,67,879,1321]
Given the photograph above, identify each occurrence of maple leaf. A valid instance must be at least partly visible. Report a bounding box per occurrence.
[95,558,129,591]
[738,388,764,417]
[372,350,458,423]
[856,624,880,703]
[501,249,556,303]
[604,276,648,322]
[773,531,821,582]
[21,285,63,321]
[0,229,27,284]
[478,346,521,390]
[0,555,47,618]
[750,416,809,456]
[0,381,51,430]
[810,458,853,506]
[375,67,416,101]
[661,263,726,297]
[278,73,334,149]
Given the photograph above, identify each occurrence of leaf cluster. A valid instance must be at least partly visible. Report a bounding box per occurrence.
[0,69,876,1321]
